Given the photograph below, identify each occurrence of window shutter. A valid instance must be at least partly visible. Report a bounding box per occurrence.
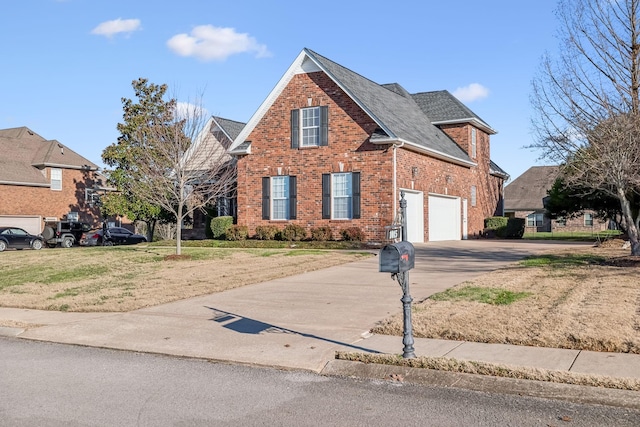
[322,173,331,219]
[319,106,328,146]
[262,177,270,220]
[352,172,361,219]
[291,109,299,149]
[289,176,297,220]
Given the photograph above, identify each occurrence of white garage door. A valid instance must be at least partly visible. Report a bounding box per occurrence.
[0,215,43,235]
[428,195,461,241]
[401,190,424,243]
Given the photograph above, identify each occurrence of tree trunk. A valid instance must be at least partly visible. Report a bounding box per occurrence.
[145,219,156,243]
[618,189,640,256]
[176,202,183,256]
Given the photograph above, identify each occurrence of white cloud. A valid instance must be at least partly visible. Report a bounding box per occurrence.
[175,102,209,120]
[167,25,270,61]
[452,83,489,103]
[91,18,141,38]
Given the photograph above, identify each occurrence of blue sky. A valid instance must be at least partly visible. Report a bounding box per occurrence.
[1,0,560,182]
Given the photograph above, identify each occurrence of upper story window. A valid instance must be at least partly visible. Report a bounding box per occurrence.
[322,172,361,220]
[50,168,62,191]
[471,128,477,158]
[262,176,296,220]
[291,106,328,148]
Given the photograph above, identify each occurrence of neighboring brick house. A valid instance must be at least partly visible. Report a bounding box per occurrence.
[504,166,607,232]
[228,49,508,243]
[0,126,105,234]
[182,116,244,239]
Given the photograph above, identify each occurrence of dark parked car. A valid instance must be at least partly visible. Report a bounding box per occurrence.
[0,227,44,251]
[81,227,147,246]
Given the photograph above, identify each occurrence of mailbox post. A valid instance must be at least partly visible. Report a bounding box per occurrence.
[379,191,416,359]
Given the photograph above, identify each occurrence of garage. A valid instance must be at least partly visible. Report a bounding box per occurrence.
[0,215,43,235]
[400,190,424,243]
[428,195,461,241]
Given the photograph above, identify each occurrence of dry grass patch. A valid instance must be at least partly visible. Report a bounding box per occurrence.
[0,246,371,313]
[335,352,640,391]
[372,245,640,354]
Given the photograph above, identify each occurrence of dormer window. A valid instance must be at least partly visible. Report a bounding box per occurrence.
[291,106,328,148]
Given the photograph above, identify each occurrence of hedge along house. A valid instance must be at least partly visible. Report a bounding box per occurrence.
[228,49,509,243]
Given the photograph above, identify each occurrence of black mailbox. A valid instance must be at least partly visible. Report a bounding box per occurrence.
[379,241,415,273]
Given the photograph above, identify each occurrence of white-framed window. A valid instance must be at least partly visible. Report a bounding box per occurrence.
[50,168,62,191]
[471,128,477,158]
[332,173,352,219]
[262,176,296,220]
[584,213,593,226]
[322,172,361,220]
[291,106,328,148]
[471,185,477,207]
[271,176,289,220]
[527,213,544,227]
[301,107,320,147]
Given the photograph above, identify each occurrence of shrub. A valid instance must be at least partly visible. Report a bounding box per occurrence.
[225,225,248,241]
[505,218,525,239]
[311,226,333,241]
[209,216,233,239]
[254,225,280,240]
[280,224,307,241]
[204,208,217,239]
[484,216,508,238]
[340,226,365,241]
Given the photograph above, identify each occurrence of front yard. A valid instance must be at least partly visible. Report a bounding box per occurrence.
[0,246,371,313]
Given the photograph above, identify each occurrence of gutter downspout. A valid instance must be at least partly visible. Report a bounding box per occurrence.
[392,141,405,216]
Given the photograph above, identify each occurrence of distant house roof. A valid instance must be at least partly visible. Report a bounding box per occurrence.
[183,116,245,172]
[504,166,560,211]
[230,48,490,167]
[0,126,99,187]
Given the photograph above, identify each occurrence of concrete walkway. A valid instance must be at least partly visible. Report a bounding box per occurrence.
[1,240,639,407]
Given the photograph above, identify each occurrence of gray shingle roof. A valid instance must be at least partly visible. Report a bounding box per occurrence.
[411,90,494,132]
[212,116,245,142]
[0,127,98,185]
[504,166,560,211]
[305,49,473,164]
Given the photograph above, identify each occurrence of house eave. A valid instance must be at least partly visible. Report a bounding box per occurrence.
[371,137,476,168]
[32,162,99,171]
[0,180,50,188]
[432,118,497,135]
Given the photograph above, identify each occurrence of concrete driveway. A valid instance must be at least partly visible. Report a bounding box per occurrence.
[7,239,592,372]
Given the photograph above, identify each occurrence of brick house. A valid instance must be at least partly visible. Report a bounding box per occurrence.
[504,166,608,232]
[228,49,509,243]
[0,127,105,234]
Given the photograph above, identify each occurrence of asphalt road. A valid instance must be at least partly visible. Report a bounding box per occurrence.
[1,337,638,426]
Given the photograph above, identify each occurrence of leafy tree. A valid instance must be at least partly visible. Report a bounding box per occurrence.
[102,78,170,240]
[104,78,236,255]
[531,0,640,255]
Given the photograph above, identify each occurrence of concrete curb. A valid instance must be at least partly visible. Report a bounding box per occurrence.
[321,359,640,410]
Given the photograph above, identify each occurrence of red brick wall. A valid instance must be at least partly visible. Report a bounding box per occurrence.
[0,167,102,229]
[236,72,504,242]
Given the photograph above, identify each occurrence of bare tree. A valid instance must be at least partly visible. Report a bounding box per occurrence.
[126,95,236,255]
[531,0,640,255]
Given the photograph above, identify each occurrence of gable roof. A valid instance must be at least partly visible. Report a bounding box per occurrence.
[504,166,560,211]
[229,48,479,167]
[411,90,496,134]
[183,116,245,171]
[0,127,99,186]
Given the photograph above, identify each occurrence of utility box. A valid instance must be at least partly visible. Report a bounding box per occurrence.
[379,241,415,273]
